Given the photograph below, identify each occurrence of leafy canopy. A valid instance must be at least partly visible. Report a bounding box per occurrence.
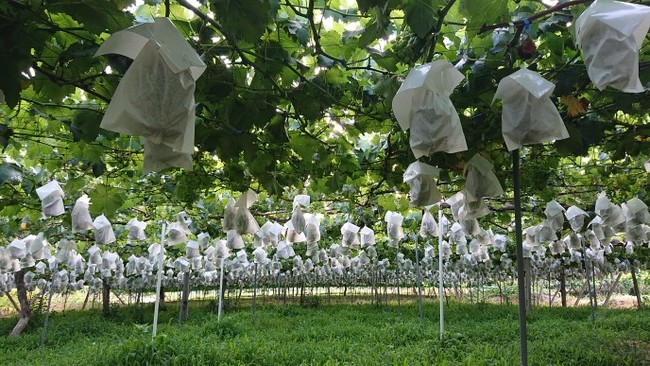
[0,0,648,234]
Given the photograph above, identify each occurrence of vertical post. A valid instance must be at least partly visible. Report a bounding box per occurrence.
[39,290,54,349]
[438,203,444,340]
[513,149,528,366]
[396,243,401,310]
[152,221,166,338]
[253,263,258,318]
[217,257,225,321]
[414,234,423,325]
[581,237,596,322]
[630,264,643,310]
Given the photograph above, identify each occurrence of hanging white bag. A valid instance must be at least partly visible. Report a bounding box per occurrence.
[71,194,93,231]
[392,60,467,157]
[341,222,360,247]
[95,18,206,171]
[360,226,375,246]
[403,161,442,206]
[565,206,589,232]
[463,154,504,203]
[304,213,321,243]
[141,138,192,173]
[36,180,65,217]
[575,0,650,92]
[93,214,116,244]
[493,68,569,151]
[126,217,147,241]
[234,189,259,235]
[419,209,438,237]
[544,200,565,232]
[384,211,404,246]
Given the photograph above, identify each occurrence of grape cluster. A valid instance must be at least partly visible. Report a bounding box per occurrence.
[392,34,424,65]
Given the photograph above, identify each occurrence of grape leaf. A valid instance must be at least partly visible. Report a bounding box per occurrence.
[0,162,22,185]
[404,0,438,39]
[89,184,126,218]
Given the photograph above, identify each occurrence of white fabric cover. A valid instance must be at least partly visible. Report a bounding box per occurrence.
[403,161,442,207]
[92,215,116,244]
[95,18,206,171]
[493,68,569,151]
[72,194,93,231]
[36,180,65,217]
[392,60,467,157]
[576,0,650,92]
[463,154,504,203]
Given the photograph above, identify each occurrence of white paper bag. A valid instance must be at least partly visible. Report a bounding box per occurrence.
[93,214,116,244]
[222,198,236,231]
[463,154,504,203]
[493,68,569,151]
[71,194,93,231]
[622,197,650,225]
[544,200,565,232]
[126,217,147,240]
[36,180,65,217]
[341,222,360,247]
[576,0,650,92]
[392,60,467,157]
[168,222,189,245]
[565,206,589,232]
[226,229,244,250]
[141,138,192,173]
[304,213,321,243]
[95,18,206,163]
[360,226,375,246]
[234,189,259,235]
[384,211,404,245]
[291,205,306,235]
[595,192,626,228]
[403,161,442,207]
[419,209,438,237]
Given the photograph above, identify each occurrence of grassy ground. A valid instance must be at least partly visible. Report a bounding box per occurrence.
[0,298,649,365]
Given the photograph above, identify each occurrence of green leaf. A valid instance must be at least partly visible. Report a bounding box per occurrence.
[213,0,274,43]
[290,134,318,161]
[367,48,398,72]
[89,184,126,218]
[70,109,104,142]
[0,124,14,151]
[48,0,133,34]
[458,0,509,38]
[357,0,383,14]
[403,0,438,39]
[0,162,22,185]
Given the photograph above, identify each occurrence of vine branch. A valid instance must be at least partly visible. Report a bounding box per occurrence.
[479,0,593,35]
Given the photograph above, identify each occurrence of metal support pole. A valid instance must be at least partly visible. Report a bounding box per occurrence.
[438,203,444,340]
[39,290,54,349]
[217,257,225,321]
[513,149,528,366]
[414,234,423,324]
[153,221,166,338]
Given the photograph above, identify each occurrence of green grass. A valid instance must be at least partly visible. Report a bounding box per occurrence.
[0,299,649,365]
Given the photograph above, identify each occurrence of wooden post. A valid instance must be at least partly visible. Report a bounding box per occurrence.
[180,271,190,323]
[102,279,111,316]
[630,264,643,310]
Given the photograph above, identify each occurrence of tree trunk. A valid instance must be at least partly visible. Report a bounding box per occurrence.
[11,270,31,336]
[102,279,111,316]
[180,272,190,323]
